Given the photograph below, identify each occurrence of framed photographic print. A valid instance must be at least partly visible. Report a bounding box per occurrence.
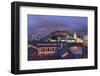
[11,1,98,74]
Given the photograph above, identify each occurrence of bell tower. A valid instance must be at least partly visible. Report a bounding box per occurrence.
[74,32,77,39]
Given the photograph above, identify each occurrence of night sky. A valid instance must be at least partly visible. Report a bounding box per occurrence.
[28,15,88,40]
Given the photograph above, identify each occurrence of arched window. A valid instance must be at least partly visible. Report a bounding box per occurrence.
[52,48,54,51]
[48,48,49,51]
[42,48,44,51]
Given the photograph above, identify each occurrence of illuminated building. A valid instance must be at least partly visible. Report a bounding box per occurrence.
[29,31,84,57]
[40,31,79,43]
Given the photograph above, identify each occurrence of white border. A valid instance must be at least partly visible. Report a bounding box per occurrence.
[20,6,95,70]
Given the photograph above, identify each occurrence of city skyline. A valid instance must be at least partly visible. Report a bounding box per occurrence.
[28,15,88,60]
[28,15,88,41]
